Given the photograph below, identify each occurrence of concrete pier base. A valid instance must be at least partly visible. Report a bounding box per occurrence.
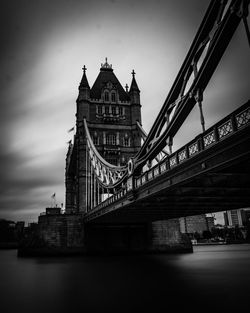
[18,214,85,256]
[149,219,193,253]
[18,215,192,256]
[84,218,192,254]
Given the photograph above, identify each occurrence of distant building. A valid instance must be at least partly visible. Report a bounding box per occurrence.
[243,209,250,225]
[224,208,250,227]
[206,215,215,230]
[46,207,61,215]
[15,221,25,235]
[0,219,18,243]
[179,214,214,235]
[16,221,25,229]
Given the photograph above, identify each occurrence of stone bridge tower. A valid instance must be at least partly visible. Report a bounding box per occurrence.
[34,60,191,255]
[65,59,142,214]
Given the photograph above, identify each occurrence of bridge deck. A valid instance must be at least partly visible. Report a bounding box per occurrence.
[84,102,250,224]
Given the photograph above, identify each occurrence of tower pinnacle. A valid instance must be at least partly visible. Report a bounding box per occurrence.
[82,65,87,74]
[129,69,140,93]
[129,69,140,105]
[101,57,113,70]
[79,65,90,89]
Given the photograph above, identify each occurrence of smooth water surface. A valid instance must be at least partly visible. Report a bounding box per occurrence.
[0,244,250,313]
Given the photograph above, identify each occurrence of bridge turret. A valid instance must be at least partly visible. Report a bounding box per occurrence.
[129,69,140,105]
[77,65,90,121]
[129,69,142,127]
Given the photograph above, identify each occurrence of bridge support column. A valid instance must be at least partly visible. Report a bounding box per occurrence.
[83,219,192,254]
[84,223,148,254]
[148,219,192,253]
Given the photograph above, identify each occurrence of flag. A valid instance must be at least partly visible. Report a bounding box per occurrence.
[51,193,56,199]
[68,127,74,133]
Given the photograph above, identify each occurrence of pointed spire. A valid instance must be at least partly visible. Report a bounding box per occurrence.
[129,69,140,93]
[79,65,90,88]
[77,65,90,102]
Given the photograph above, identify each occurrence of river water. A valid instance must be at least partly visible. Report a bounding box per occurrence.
[0,244,250,313]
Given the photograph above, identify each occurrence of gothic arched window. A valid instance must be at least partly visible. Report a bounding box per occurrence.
[104,91,109,102]
[119,107,123,116]
[97,105,102,115]
[93,136,99,145]
[105,106,109,115]
[111,106,116,116]
[124,138,129,147]
[93,132,99,145]
[106,134,116,145]
[111,92,116,102]
[124,133,130,147]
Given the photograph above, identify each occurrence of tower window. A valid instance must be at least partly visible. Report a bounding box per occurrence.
[104,91,109,102]
[93,137,99,145]
[111,92,116,102]
[93,132,99,145]
[105,106,110,115]
[119,107,124,116]
[124,138,130,147]
[97,105,102,115]
[124,133,130,147]
[121,156,126,165]
[106,134,116,145]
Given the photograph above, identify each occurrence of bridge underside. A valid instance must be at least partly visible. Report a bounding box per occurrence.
[85,125,250,224]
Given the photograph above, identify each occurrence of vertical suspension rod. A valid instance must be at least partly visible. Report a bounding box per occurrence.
[90,159,93,210]
[85,146,88,212]
[195,89,205,132]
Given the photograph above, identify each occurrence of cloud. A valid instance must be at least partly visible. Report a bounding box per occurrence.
[0,140,66,222]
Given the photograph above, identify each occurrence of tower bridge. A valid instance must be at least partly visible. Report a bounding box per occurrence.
[33,0,250,255]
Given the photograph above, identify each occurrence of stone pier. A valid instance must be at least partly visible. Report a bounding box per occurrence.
[19,213,192,256]
[85,219,192,254]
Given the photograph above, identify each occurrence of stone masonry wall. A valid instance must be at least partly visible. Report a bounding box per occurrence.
[179,214,208,234]
[149,219,192,252]
[38,214,84,248]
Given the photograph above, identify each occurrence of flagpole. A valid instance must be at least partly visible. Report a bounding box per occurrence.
[51,193,56,207]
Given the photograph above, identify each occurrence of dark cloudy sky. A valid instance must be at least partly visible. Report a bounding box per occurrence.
[0,0,249,223]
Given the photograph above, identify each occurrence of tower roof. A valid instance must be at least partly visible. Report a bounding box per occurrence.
[79,65,90,88]
[90,58,130,101]
[129,69,140,93]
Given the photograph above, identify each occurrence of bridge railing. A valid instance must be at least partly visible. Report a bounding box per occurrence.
[89,101,249,212]
[134,101,249,189]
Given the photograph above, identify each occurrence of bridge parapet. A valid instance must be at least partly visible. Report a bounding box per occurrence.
[134,102,249,188]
